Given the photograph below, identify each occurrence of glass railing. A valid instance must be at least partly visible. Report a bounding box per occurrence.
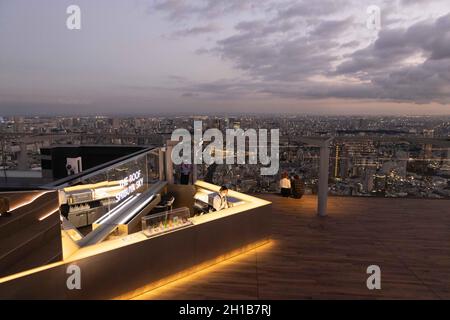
[55,148,162,228]
[194,137,450,199]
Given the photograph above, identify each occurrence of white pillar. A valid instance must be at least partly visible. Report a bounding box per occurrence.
[18,143,28,170]
[165,140,178,184]
[318,142,330,217]
[192,164,197,184]
[165,146,174,184]
[158,148,165,181]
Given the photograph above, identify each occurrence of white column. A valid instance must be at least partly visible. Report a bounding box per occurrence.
[318,142,330,217]
[158,148,165,181]
[165,144,174,184]
[192,164,197,184]
[18,143,28,170]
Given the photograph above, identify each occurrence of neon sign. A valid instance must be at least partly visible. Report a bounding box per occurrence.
[116,170,144,202]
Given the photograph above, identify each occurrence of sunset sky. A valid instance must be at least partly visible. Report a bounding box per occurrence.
[0,0,449,115]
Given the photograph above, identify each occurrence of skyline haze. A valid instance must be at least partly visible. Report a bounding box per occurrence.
[0,0,449,116]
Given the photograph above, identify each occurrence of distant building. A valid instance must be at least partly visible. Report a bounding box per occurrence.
[112,118,120,130]
[13,116,24,133]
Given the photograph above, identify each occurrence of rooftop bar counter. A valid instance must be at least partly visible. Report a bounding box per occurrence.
[0,181,271,299]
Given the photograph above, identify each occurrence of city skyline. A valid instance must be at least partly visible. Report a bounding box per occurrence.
[2,1,450,302]
[2,114,450,199]
[1,0,450,116]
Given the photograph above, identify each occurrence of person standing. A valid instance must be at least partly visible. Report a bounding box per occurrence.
[180,162,192,185]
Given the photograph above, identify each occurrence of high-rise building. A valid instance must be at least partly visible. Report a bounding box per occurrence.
[112,118,120,130]
[13,116,24,133]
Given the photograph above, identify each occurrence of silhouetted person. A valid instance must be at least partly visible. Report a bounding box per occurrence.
[291,175,305,199]
[180,162,192,185]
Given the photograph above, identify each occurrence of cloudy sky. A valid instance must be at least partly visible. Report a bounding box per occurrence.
[0,0,449,115]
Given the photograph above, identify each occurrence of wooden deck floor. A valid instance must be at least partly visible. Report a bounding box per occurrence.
[135,195,450,300]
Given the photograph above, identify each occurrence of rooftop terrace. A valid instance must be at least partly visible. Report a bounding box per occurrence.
[134,194,450,300]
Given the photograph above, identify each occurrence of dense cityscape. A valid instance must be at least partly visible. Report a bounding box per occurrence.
[1,115,450,198]
[2,0,450,303]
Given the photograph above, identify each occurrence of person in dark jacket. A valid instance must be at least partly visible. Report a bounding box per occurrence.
[291,175,305,199]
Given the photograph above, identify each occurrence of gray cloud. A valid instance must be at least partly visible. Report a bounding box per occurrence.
[215,16,340,82]
[276,0,346,19]
[172,24,220,37]
[311,17,354,37]
[332,13,450,103]
[2,0,450,116]
[341,40,360,48]
[179,6,450,105]
[181,92,199,97]
[151,0,269,20]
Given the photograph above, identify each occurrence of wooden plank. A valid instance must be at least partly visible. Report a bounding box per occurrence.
[136,195,450,300]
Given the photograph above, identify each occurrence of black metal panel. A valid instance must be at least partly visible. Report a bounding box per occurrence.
[0,190,62,278]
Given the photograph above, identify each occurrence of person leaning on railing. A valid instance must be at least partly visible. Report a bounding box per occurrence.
[213,185,232,211]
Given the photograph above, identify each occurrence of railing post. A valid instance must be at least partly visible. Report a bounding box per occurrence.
[318,140,331,217]
[165,141,175,184]
[158,148,165,181]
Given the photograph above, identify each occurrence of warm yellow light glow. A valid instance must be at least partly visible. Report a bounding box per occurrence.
[192,181,271,225]
[117,239,274,300]
[61,230,81,259]
[195,180,271,206]
[63,180,121,192]
[0,231,147,284]
[0,260,63,284]
[8,191,50,212]
[63,181,125,203]
[38,208,59,221]
[0,180,272,296]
